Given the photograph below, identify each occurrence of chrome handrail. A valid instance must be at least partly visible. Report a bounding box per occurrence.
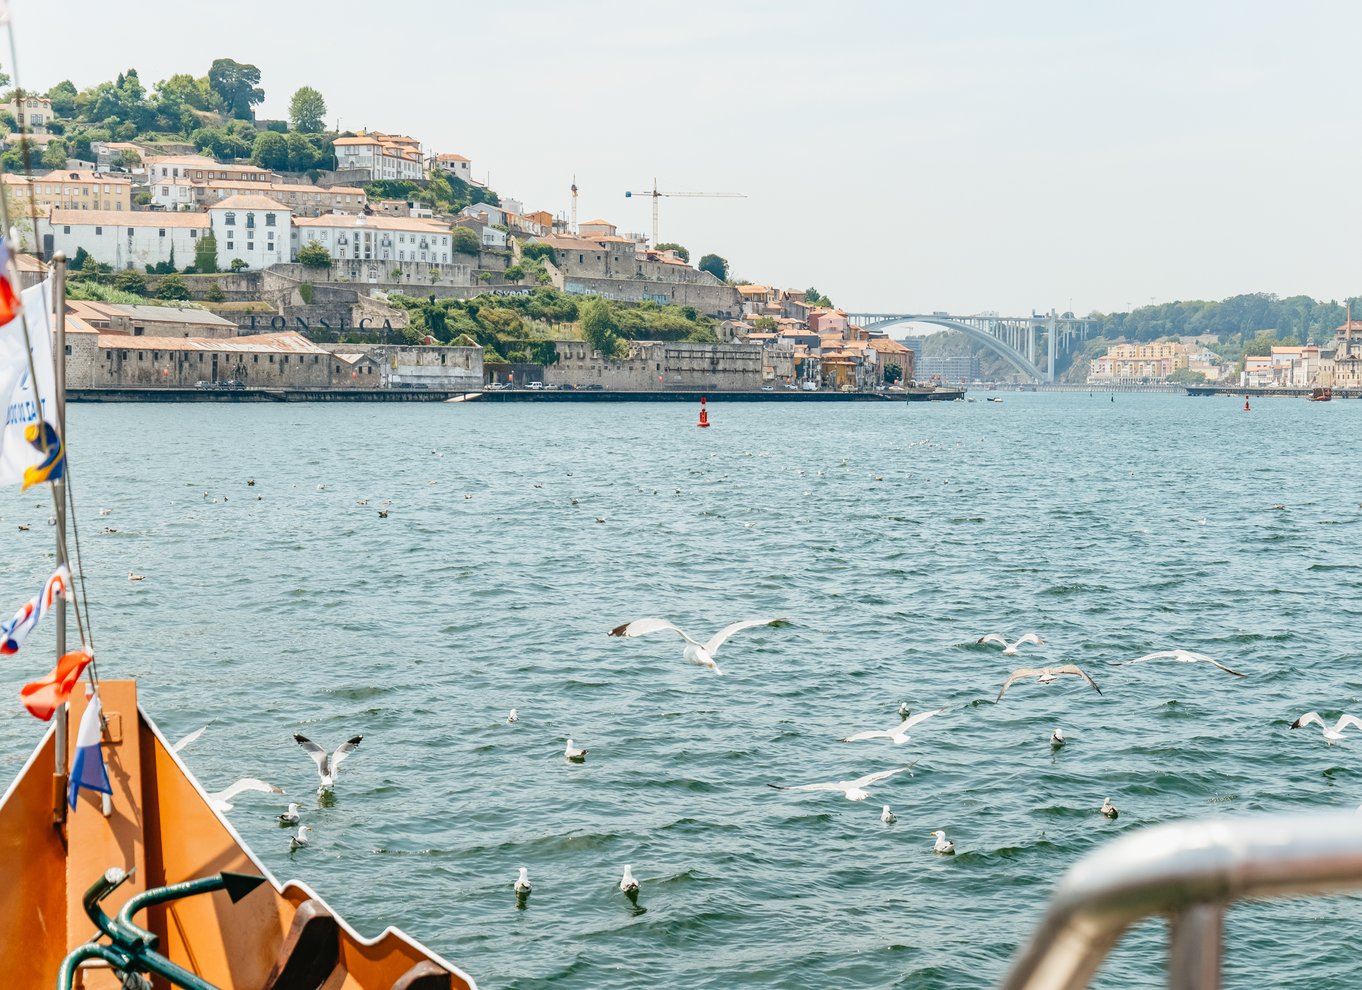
[1000,811,1362,990]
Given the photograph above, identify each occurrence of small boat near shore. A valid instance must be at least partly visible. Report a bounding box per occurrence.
[1309,386,1332,401]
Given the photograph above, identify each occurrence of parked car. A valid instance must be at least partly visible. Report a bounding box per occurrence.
[484,382,508,390]
[194,380,211,389]
[527,381,545,390]
[583,384,604,390]
[760,385,774,392]
[783,383,799,390]
[800,381,818,391]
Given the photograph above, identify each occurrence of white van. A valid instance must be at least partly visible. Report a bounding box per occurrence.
[527,381,545,390]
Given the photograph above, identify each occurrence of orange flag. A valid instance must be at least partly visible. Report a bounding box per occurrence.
[21,648,93,721]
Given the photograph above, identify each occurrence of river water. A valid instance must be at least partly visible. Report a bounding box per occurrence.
[2,392,1361,989]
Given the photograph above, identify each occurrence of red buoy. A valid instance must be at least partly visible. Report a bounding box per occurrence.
[1244,395,1251,412]
[697,396,710,428]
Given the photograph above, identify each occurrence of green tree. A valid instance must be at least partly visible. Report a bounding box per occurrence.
[503,264,524,284]
[205,282,226,303]
[804,286,833,307]
[288,86,327,133]
[655,242,689,262]
[46,80,77,117]
[39,138,68,170]
[298,241,331,269]
[250,131,289,172]
[207,58,264,119]
[114,149,141,170]
[1167,367,1207,384]
[451,227,481,255]
[698,253,728,281]
[70,247,90,271]
[753,316,777,331]
[581,297,624,358]
[112,270,146,295]
[194,233,219,274]
[522,242,556,264]
[230,258,248,271]
[156,274,190,300]
[286,132,322,171]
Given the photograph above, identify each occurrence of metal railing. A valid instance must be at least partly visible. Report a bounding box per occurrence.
[1000,811,1362,990]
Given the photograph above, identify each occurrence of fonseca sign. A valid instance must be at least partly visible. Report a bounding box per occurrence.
[240,315,396,334]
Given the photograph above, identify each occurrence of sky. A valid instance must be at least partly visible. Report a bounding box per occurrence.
[10,0,1362,315]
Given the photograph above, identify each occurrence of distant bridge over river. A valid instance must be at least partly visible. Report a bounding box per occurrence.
[846,311,1094,382]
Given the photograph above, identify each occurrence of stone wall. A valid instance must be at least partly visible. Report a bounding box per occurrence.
[362,344,483,388]
[66,335,364,389]
[544,339,762,390]
[562,276,741,318]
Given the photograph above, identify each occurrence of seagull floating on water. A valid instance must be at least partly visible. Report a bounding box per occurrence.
[207,778,283,813]
[564,739,587,762]
[996,665,1102,702]
[293,733,363,792]
[507,708,519,723]
[897,702,911,720]
[290,825,312,850]
[769,764,916,801]
[931,830,955,854]
[881,805,897,825]
[1101,797,1119,819]
[99,508,112,516]
[977,633,1044,655]
[128,572,145,581]
[840,707,947,745]
[514,866,532,896]
[1120,649,1245,677]
[608,617,785,675]
[619,865,639,896]
[1290,712,1362,744]
[278,802,301,825]
[1050,728,1066,749]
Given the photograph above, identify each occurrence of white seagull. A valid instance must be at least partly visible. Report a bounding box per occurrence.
[1291,712,1362,744]
[931,830,955,854]
[290,825,312,850]
[171,725,209,753]
[880,805,897,825]
[977,633,1044,655]
[507,708,519,723]
[608,617,786,674]
[897,702,911,720]
[1101,797,1119,819]
[564,739,588,762]
[278,802,301,825]
[769,764,916,801]
[514,867,532,895]
[207,778,283,813]
[619,865,639,896]
[1121,649,1245,677]
[1050,728,1066,749]
[840,707,947,745]
[293,733,363,792]
[996,665,1102,702]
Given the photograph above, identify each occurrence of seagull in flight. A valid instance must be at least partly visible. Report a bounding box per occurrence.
[1120,649,1245,677]
[769,764,916,801]
[996,665,1102,702]
[293,733,363,792]
[840,707,947,745]
[1291,712,1362,744]
[207,778,283,813]
[171,725,209,753]
[608,617,786,674]
[977,633,1044,655]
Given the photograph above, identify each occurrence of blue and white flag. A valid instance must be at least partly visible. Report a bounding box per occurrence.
[0,278,58,489]
[68,693,111,810]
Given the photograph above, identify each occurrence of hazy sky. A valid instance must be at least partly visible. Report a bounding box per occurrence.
[10,1,1360,314]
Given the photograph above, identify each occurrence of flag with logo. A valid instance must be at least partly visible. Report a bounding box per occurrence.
[68,692,111,810]
[0,277,60,489]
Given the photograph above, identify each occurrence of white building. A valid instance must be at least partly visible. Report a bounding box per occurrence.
[5,94,55,132]
[292,213,453,264]
[332,134,423,181]
[145,155,274,185]
[460,203,506,226]
[150,177,367,216]
[41,210,208,271]
[432,153,472,183]
[208,195,292,270]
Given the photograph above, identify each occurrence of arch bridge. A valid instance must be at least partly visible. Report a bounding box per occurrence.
[846,311,1093,382]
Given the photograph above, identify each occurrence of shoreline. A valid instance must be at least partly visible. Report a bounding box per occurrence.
[67,386,965,403]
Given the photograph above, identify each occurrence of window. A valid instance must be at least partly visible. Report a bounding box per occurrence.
[190,230,197,239]
[225,212,236,226]
[63,226,70,234]
[95,226,102,235]
[265,213,276,227]
[161,186,169,196]
[246,213,255,229]
[226,242,234,251]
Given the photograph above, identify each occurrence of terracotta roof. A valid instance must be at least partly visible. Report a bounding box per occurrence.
[49,208,208,228]
[580,218,614,226]
[736,285,771,296]
[436,153,469,162]
[41,169,132,185]
[210,194,290,211]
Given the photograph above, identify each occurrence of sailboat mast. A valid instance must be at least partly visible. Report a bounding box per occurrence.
[51,253,68,827]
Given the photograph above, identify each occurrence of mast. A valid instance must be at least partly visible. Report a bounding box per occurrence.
[51,252,68,827]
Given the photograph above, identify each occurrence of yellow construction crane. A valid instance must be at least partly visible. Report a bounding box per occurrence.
[625,178,746,248]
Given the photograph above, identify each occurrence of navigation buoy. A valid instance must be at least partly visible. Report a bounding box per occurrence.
[697,396,710,428]
[1244,395,1251,412]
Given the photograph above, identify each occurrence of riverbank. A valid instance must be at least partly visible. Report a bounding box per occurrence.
[68,386,966,403]
[1185,385,1362,398]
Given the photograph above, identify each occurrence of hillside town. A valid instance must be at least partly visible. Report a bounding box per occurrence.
[1085,329,1362,389]
[0,71,915,394]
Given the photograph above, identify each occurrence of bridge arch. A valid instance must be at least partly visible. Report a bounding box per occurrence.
[860,317,1043,381]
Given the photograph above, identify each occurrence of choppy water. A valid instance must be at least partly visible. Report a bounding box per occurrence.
[3,392,1362,989]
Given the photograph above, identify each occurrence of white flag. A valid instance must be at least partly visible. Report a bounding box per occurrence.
[0,278,58,488]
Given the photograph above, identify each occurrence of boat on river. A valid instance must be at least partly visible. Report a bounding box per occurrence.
[0,258,476,989]
[1309,386,1332,401]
